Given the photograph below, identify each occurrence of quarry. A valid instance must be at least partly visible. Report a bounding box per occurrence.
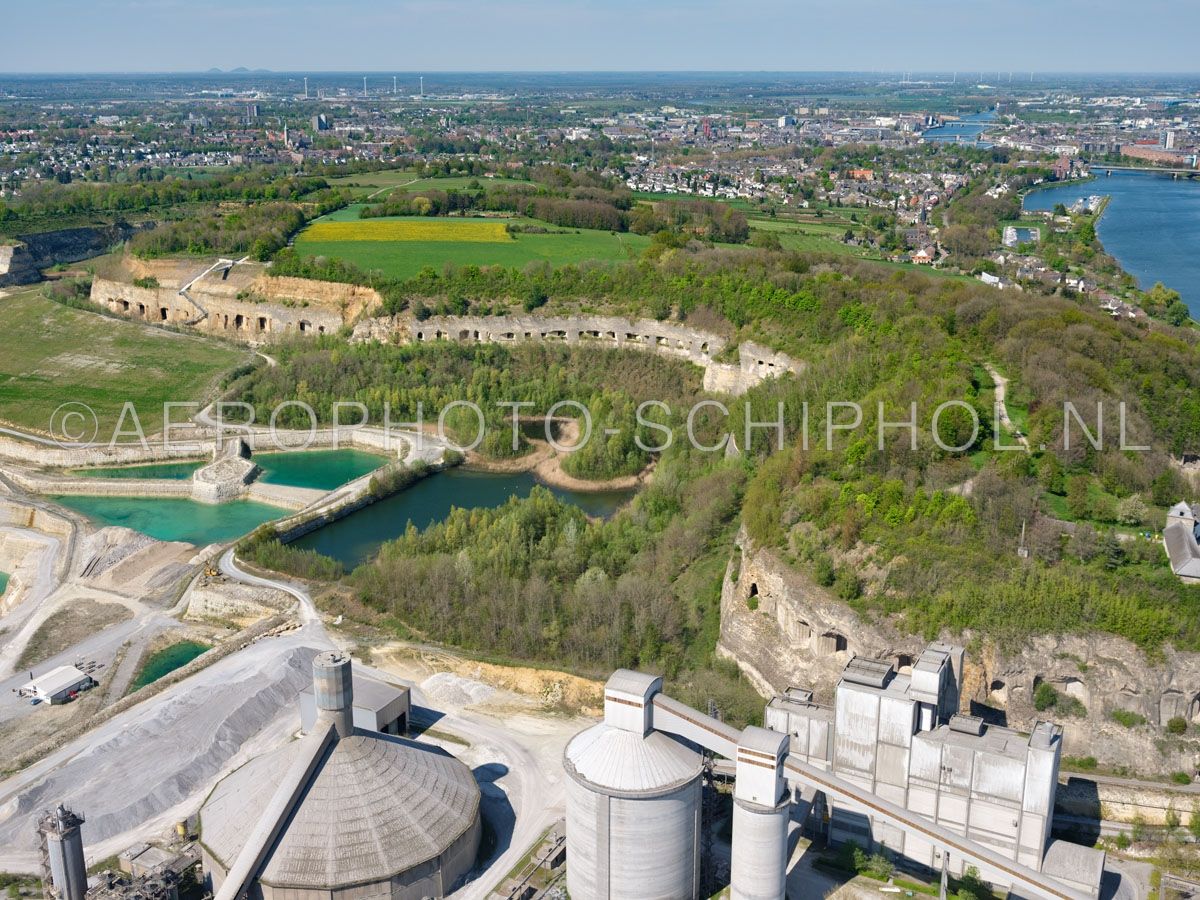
[0,253,1188,900]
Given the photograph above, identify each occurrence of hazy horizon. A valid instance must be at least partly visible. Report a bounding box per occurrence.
[5,0,1200,75]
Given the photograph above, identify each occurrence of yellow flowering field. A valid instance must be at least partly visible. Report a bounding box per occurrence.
[301,219,512,243]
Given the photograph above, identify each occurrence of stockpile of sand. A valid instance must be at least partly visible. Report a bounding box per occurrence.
[420,672,497,709]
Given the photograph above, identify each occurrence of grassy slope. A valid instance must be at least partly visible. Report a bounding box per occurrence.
[0,289,249,435]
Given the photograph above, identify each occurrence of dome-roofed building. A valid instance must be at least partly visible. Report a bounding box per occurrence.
[200,651,481,900]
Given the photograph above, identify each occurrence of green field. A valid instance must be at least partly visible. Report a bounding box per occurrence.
[0,290,249,436]
[295,215,649,279]
[325,170,533,200]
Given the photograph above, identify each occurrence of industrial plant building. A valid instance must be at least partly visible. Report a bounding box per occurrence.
[565,646,1105,900]
[767,643,1104,897]
[199,651,481,900]
[25,666,94,705]
[297,670,410,735]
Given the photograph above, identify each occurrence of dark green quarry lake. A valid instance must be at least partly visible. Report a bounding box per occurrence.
[130,640,210,692]
[53,496,287,546]
[0,572,9,596]
[292,467,634,569]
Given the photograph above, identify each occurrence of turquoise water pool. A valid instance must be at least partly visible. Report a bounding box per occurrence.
[53,496,287,546]
[253,448,390,490]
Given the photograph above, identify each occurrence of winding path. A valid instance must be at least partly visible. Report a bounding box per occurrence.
[985,361,1030,451]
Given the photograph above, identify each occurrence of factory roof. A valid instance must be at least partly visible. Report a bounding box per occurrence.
[1041,839,1106,890]
[841,657,894,689]
[27,665,90,699]
[913,717,1053,762]
[298,673,407,714]
[564,722,701,796]
[604,669,662,702]
[739,725,787,758]
[200,729,479,888]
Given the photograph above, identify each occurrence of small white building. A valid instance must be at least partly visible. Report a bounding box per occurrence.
[1164,501,1200,583]
[26,666,93,705]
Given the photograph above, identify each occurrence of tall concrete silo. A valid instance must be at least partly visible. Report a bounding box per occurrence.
[563,670,702,900]
[731,726,790,900]
[37,805,87,900]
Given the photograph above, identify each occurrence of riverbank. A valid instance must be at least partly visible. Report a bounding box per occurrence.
[464,418,653,493]
[1023,168,1200,318]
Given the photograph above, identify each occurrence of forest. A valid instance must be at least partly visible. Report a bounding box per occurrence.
[0,169,340,235]
[230,239,1200,716]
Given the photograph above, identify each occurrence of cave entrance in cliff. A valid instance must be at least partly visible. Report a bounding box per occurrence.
[748,583,758,600]
[160,307,169,321]
[1190,694,1200,722]
[820,632,848,654]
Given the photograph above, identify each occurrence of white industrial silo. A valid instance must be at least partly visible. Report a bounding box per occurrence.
[730,726,790,900]
[563,670,702,900]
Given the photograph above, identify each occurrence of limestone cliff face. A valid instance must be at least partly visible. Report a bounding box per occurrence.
[0,243,40,287]
[718,530,1200,775]
[2,224,158,287]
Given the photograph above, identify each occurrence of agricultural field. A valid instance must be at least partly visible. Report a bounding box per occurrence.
[294,215,649,279]
[303,219,512,243]
[0,288,249,436]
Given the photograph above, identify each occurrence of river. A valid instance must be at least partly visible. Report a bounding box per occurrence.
[922,111,996,147]
[1023,169,1200,317]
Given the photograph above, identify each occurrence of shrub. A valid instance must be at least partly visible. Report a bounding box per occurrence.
[1167,716,1188,735]
[1110,709,1146,729]
[1034,682,1086,717]
[1034,681,1058,711]
[1062,755,1098,771]
[132,275,159,289]
[813,554,836,587]
[1172,771,1193,785]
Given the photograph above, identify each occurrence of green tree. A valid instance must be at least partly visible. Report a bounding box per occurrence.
[1038,453,1065,494]
[1065,475,1091,519]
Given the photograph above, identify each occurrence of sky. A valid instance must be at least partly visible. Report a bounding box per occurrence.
[5,0,1200,74]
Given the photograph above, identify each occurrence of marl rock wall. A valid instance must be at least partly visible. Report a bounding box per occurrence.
[718,530,1200,776]
[1,224,153,287]
[352,313,804,396]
